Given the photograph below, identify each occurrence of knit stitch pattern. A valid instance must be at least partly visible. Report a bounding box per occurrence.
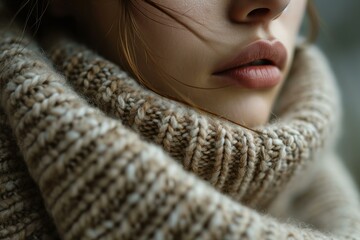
[48,37,339,210]
[0,6,360,240]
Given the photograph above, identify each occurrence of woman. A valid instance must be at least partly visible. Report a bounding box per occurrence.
[0,0,359,239]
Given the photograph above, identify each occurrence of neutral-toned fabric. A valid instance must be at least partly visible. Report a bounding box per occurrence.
[0,5,360,240]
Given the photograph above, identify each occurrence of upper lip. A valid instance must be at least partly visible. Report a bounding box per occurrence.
[213,40,287,74]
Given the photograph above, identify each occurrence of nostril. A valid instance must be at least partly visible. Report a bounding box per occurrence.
[248,8,270,19]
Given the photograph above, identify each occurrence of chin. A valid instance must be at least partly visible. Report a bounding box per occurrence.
[221,98,272,128]
[231,113,269,128]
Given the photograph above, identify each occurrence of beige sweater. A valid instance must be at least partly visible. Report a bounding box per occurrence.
[0,5,360,240]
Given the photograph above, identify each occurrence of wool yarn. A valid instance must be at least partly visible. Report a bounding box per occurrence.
[48,37,339,210]
[0,5,360,240]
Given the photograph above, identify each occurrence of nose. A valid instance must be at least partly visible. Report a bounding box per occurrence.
[229,0,290,23]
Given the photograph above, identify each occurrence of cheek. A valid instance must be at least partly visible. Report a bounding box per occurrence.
[131,4,210,92]
[281,0,307,35]
[271,0,307,73]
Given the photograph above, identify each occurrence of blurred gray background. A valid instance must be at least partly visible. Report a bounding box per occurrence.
[314,1,360,188]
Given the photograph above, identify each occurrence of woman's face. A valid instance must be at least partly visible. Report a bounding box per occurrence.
[69,0,307,127]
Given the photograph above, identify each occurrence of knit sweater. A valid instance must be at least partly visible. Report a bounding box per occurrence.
[0,5,360,240]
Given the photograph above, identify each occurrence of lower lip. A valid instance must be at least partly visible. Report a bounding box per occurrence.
[215,65,282,89]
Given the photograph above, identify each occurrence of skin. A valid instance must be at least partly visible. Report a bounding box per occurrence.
[58,0,307,127]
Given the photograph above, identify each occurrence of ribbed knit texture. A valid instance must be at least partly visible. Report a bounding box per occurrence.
[1,5,360,240]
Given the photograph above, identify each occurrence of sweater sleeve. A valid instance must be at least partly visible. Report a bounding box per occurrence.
[1,36,359,240]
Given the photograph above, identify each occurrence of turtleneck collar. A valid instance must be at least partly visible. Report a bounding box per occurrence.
[0,20,340,209]
[37,35,341,209]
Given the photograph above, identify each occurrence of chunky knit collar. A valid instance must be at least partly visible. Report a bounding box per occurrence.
[1,28,340,211]
[44,35,340,208]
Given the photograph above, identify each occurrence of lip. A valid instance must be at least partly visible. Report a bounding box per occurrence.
[213,40,287,89]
